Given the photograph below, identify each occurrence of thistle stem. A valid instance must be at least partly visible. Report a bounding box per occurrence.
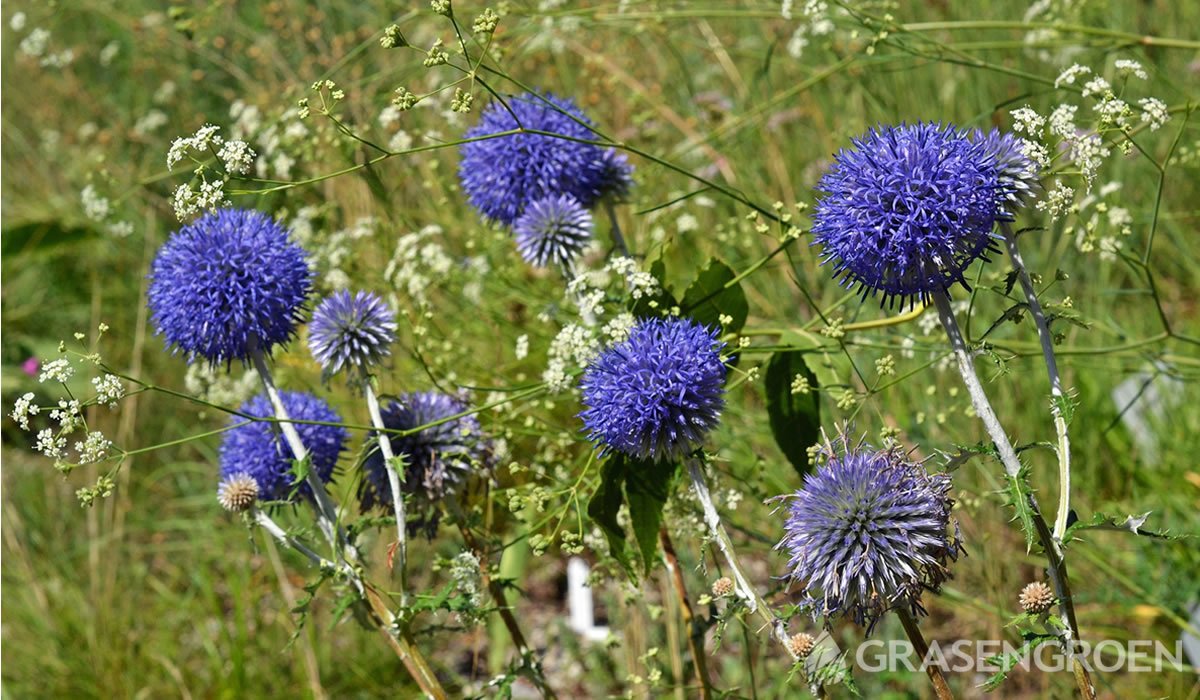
[604,199,630,257]
[364,378,409,590]
[659,528,714,699]
[896,607,955,700]
[1000,222,1072,542]
[933,292,1096,699]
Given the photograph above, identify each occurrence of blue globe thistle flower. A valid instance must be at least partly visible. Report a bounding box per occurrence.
[812,123,1004,307]
[458,93,623,225]
[218,391,347,503]
[597,148,636,202]
[149,208,311,365]
[580,317,726,462]
[307,289,398,378]
[360,391,491,512]
[970,128,1040,212]
[514,194,594,268]
[775,438,962,630]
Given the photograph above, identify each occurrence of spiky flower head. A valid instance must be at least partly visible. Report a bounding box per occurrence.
[217,472,260,512]
[812,123,1004,308]
[711,577,734,598]
[788,633,817,659]
[971,128,1041,212]
[514,194,593,269]
[361,391,491,512]
[149,208,311,365]
[775,435,962,630]
[580,317,726,462]
[218,391,347,503]
[1019,581,1055,614]
[458,93,630,225]
[597,148,636,202]
[307,289,397,378]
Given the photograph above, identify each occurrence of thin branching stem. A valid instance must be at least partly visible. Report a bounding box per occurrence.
[364,378,409,591]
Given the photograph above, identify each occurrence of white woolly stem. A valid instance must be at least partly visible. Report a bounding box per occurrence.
[254,508,338,571]
[364,379,408,588]
[685,457,798,660]
[1000,223,1072,542]
[250,345,353,561]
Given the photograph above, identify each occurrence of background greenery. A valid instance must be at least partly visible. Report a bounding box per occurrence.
[2,1,1197,697]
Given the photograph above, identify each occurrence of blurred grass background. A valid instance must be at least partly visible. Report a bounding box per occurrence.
[2,1,1198,697]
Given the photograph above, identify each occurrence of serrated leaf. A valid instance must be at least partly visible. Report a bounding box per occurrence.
[764,350,821,477]
[587,456,634,577]
[1002,465,1037,552]
[980,303,1028,341]
[624,457,679,574]
[680,258,748,335]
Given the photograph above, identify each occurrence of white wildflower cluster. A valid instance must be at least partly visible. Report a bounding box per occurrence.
[1114,59,1148,80]
[10,393,40,430]
[607,256,660,300]
[786,0,836,59]
[291,213,377,291]
[99,40,120,67]
[39,358,73,384]
[384,224,455,305]
[448,551,485,612]
[543,323,599,393]
[601,313,637,344]
[10,11,26,31]
[74,431,112,465]
[1138,98,1170,131]
[790,373,810,395]
[133,109,169,137]
[515,334,530,360]
[1054,64,1091,88]
[167,124,223,170]
[1073,182,1133,260]
[229,100,307,180]
[19,27,48,57]
[35,429,67,459]
[217,139,256,174]
[81,185,111,222]
[50,399,84,434]
[184,364,259,407]
[92,374,125,408]
[1036,183,1076,220]
[172,179,228,221]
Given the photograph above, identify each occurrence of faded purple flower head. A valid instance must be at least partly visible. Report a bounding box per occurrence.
[970,128,1041,212]
[514,194,593,269]
[307,289,397,378]
[458,93,630,225]
[580,317,726,462]
[360,391,491,513]
[218,391,347,503]
[775,436,962,630]
[812,123,1003,308]
[149,208,311,365]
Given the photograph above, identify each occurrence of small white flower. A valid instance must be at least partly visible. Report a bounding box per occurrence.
[35,428,66,459]
[10,393,40,430]
[1036,183,1076,219]
[75,431,112,464]
[1010,107,1045,134]
[194,179,228,212]
[50,399,83,434]
[10,11,27,31]
[1138,98,1170,131]
[19,27,49,58]
[676,213,699,234]
[39,358,73,384]
[1081,76,1111,98]
[1048,104,1078,139]
[1054,63,1091,89]
[99,40,120,67]
[92,374,125,408]
[515,334,530,360]
[601,313,636,344]
[1094,96,1132,128]
[217,139,256,174]
[81,185,111,222]
[133,109,169,137]
[107,221,134,238]
[1114,59,1147,80]
[172,183,198,220]
[167,137,191,170]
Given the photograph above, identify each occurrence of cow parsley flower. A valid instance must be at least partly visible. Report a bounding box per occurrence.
[307,289,397,378]
[1138,98,1170,131]
[39,358,73,383]
[812,123,1003,307]
[148,208,311,366]
[514,194,593,268]
[360,391,491,512]
[218,392,347,502]
[92,374,125,407]
[775,437,962,630]
[458,93,625,225]
[10,393,40,430]
[580,317,726,462]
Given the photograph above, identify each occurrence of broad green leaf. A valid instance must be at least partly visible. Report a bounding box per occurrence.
[681,258,748,335]
[587,456,633,577]
[624,457,679,573]
[764,350,821,477]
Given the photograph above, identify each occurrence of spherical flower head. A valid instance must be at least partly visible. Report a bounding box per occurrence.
[218,391,347,503]
[579,317,726,462]
[458,93,621,225]
[812,123,1003,307]
[360,391,491,512]
[775,438,962,630]
[217,472,260,512]
[514,194,594,269]
[149,208,311,365]
[597,148,636,201]
[970,128,1041,212]
[307,289,397,378]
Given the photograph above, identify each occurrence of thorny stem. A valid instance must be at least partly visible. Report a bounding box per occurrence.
[1001,223,1072,542]
[364,378,409,593]
[659,528,714,699]
[933,293,1096,700]
[896,607,955,700]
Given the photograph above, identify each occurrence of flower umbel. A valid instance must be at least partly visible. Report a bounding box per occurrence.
[458,93,626,225]
[812,123,1003,307]
[307,289,398,378]
[513,194,594,269]
[149,208,311,365]
[218,392,347,502]
[361,391,491,512]
[775,435,962,630]
[580,317,726,462]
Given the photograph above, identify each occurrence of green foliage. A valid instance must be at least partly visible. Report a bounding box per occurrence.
[681,258,749,335]
[764,349,821,477]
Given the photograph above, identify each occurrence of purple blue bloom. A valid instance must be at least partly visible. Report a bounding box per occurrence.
[458,93,628,225]
[360,391,491,512]
[149,208,311,365]
[812,123,1004,307]
[580,317,726,462]
[218,391,347,503]
[514,194,594,268]
[307,289,397,378]
[597,148,636,202]
[775,436,962,630]
[971,128,1040,212]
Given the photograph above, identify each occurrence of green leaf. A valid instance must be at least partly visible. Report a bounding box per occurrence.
[1064,511,1183,543]
[587,456,634,577]
[1002,464,1038,552]
[624,457,679,573]
[764,350,821,477]
[1,220,98,257]
[779,330,850,391]
[680,258,748,335]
